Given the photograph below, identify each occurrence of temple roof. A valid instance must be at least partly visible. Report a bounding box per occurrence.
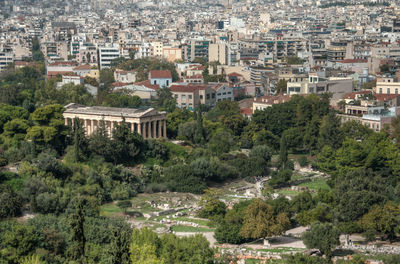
[64,103,165,118]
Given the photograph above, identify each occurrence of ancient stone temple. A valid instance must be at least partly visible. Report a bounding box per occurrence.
[63,103,167,139]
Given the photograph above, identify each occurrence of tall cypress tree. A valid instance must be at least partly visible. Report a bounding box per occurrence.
[194,105,204,145]
[279,134,288,168]
[68,198,86,263]
[73,117,87,162]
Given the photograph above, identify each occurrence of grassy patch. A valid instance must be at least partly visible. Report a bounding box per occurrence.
[143,157,163,166]
[164,141,188,157]
[171,225,215,232]
[100,203,123,217]
[277,189,300,196]
[298,179,330,191]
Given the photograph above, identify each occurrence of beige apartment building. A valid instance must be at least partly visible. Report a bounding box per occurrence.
[63,103,167,139]
[170,84,216,110]
[163,47,182,62]
[375,77,400,94]
[209,43,227,65]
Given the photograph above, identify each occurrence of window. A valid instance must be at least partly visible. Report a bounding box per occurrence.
[189,95,192,99]
[174,94,178,99]
[223,92,226,95]
[153,80,157,85]
[181,95,186,100]
[200,95,203,99]
[217,93,221,96]
[212,93,215,99]
[387,88,390,94]
[206,94,210,99]
[166,80,169,86]
[379,88,382,94]
[227,92,231,94]
[396,89,398,94]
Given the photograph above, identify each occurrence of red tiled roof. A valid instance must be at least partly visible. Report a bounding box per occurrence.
[150,70,172,79]
[112,82,131,87]
[338,59,367,64]
[375,94,400,101]
[170,84,199,93]
[189,65,205,71]
[48,61,76,66]
[240,107,253,115]
[73,64,92,70]
[134,80,160,91]
[228,72,243,77]
[47,71,74,78]
[343,90,372,99]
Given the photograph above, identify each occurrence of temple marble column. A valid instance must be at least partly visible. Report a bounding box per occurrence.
[163,120,167,138]
[152,121,156,139]
[158,120,162,138]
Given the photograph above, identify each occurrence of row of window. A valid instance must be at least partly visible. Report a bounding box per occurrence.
[216,92,232,96]
[379,88,399,94]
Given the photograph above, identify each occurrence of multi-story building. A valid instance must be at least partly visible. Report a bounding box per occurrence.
[375,76,400,94]
[114,69,137,83]
[98,44,120,69]
[170,84,216,110]
[0,50,14,71]
[183,39,210,62]
[209,43,227,65]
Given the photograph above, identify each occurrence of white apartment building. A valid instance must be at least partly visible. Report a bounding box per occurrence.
[98,44,120,69]
[0,51,14,71]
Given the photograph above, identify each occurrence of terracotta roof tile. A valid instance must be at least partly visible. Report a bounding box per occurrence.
[150,70,172,79]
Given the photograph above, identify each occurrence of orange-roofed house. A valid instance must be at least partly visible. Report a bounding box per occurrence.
[149,70,172,87]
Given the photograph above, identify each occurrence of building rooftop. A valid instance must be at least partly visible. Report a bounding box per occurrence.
[64,103,165,118]
[149,70,172,79]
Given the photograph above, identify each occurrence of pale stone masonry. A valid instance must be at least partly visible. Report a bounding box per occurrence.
[63,103,167,139]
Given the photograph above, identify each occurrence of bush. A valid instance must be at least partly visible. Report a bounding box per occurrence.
[144,182,168,193]
[117,200,132,211]
[269,169,292,187]
[298,156,309,167]
[111,183,135,201]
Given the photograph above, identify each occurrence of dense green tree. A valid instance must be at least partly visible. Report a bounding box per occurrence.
[358,203,399,241]
[275,79,288,94]
[0,185,23,218]
[340,120,372,141]
[72,117,88,162]
[240,199,290,240]
[25,104,67,153]
[154,87,176,112]
[194,106,205,145]
[335,169,386,222]
[208,129,234,156]
[68,198,86,263]
[304,116,320,155]
[318,111,343,150]
[279,133,288,168]
[302,222,340,258]
[110,120,144,165]
[198,188,226,221]
[110,225,131,264]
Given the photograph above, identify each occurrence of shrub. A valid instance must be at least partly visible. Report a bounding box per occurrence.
[298,156,309,167]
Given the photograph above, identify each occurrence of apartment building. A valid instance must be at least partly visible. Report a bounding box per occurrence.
[0,50,14,71]
[98,44,120,69]
[209,43,227,65]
